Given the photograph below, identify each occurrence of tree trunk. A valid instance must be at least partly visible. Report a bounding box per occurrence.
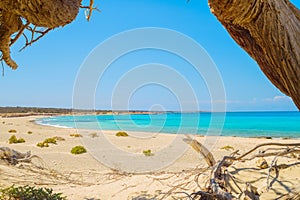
[208,0,300,110]
[0,0,81,28]
[0,0,81,69]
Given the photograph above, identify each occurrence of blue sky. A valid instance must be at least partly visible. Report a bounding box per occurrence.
[0,0,299,111]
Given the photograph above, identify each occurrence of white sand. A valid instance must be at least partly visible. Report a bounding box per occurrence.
[0,116,299,199]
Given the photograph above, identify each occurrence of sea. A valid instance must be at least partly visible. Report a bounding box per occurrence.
[36,111,300,138]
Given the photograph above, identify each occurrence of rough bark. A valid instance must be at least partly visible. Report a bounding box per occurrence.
[0,0,81,69]
[208,0,300,109]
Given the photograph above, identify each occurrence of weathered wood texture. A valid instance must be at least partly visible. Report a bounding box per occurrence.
[209,0,300,109]
[0,0,81,69]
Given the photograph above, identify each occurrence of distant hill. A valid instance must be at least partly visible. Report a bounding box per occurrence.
[0,107,162,117]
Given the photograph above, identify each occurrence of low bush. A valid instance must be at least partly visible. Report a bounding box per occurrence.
[27,131,33,134]
[71,146,87,155]
[0,185,66,200]
[70,133,82,137]
[220,145,234,151]
[44,138,57,144]
[143,149,154,156]
[8,129,17,133]
[115,131,128,137]
[8,135,25,144]
[36,142,49,148]
[53,136,65,141]
[36,137,57,148]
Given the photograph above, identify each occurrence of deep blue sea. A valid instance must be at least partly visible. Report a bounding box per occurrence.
[36,112,300,138]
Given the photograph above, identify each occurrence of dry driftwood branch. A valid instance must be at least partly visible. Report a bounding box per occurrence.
[0,146,31,165]
[184,135,216,167]
[185,140,300,199]
[237,142,300,160]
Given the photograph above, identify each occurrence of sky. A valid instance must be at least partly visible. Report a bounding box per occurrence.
[0,0,299,111]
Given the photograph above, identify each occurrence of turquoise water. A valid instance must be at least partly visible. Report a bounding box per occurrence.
[36,112,300,138]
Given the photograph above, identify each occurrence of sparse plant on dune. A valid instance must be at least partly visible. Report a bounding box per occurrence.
[36,137,58,148]
[0,185,66,200]
[142,149,154,156]
[8,129,17,133]
[8,135,25,144]
[71,146,87,155]
[116,131,129,137]
[70,133,82,137]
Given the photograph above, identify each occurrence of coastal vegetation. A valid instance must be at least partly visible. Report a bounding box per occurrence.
[220,145,234,151]
[44,138,57,144]
[142,149,154,156]
[70,133,82,137]
[115,131,129,137]
[0,185,66,200]
[36,137,57,148]
[8,135,25,144]
[8,129,17,133]
[71,146,87,154]
[37,142,49,148]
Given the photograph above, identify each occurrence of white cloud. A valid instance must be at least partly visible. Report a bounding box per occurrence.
[263,95,291,102]
[273,95,289,101]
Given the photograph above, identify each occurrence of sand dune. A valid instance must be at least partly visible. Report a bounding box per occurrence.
[0,116,299,199]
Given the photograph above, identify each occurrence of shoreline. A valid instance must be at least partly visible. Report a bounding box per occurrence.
[34,115,300,140]
[1,115,300,199]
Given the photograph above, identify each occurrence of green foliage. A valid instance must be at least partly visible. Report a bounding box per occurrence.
[115,131,129,137]
[8,135,25,144]
[142,149,154,156]
[71,146,87,155]
[0,185,66,200]
[220,145,235,151]
[36,137,57,148]
[70,133,82,137]
[8,129,17,133]
[44,138,57,144]
[53,136,65,141]
[27,131,33,134]
[36,142,49,148]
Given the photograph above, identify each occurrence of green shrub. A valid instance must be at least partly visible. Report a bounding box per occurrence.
[36,142,49,148]
[36,137,58,148]
[71,146,87,155]
[44,138,57,144]
[115,131,128,137]
[0,185,66,200]
[70,133,82,137]
[142,149,154,156]
[27,131,33,134]
[8,129,17,133]
[53,136,65,141]
[220,145,234,151]
[8,135,25,144]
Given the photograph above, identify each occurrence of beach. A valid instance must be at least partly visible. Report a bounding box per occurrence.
[0,115,299,199]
